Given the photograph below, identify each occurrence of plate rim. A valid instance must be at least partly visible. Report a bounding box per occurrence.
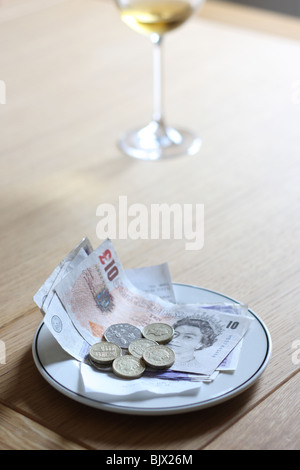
[32,283,272,415]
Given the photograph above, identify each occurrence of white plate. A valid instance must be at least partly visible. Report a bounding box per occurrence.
[32,284,272,415]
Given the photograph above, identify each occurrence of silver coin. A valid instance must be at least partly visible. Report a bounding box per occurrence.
[142,345,175,369]
[104,323,142,348]
[142,323,174,344]
[128,338,158,359]
[112,355,145,379]
[89,341,121,364]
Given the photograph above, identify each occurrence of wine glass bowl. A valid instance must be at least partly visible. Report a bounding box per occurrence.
[114,0,205,160]
[118,0,195,36]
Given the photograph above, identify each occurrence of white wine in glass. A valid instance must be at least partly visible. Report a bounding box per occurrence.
[114,0,205,160]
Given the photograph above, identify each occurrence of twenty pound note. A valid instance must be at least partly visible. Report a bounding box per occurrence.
[54,239,252,375]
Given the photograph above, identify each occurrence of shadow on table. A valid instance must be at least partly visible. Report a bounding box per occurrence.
[9,345,261,450]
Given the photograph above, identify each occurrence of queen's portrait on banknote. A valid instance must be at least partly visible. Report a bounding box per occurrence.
[169,317,219,373]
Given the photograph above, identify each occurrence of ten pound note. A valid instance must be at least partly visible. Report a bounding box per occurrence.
[48,239,253,376]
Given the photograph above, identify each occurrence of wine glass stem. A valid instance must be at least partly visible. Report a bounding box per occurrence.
[151,33,164,126]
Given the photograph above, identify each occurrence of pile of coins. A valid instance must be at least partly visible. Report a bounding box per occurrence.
[88,322,175,379]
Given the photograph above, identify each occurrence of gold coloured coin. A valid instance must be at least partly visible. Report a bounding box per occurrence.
[112,355,145,379]
[142,345,175,369]
[88,356,112,371]
[142,323,174,344]
[128,338,158,359]
[89,341,121,365]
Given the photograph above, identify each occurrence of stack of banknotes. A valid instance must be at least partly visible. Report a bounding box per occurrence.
[34,238,253,384]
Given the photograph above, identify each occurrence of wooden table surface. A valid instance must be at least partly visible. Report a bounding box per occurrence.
[0,0,299,451]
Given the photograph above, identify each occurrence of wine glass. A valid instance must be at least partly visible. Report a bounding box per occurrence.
[114,0,205,160]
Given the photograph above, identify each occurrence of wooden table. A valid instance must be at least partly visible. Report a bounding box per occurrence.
[0,0,299,451]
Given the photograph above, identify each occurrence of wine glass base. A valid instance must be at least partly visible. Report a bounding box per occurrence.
[117,121,202,161]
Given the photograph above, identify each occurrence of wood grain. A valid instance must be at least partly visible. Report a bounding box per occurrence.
[203,372,300,450]
[0,402,86,450]
[0,0,299,450]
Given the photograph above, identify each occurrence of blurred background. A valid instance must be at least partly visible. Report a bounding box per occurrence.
[219,0,300,17]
